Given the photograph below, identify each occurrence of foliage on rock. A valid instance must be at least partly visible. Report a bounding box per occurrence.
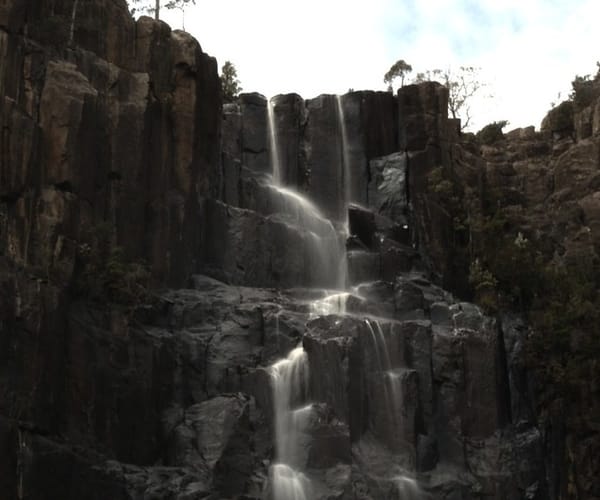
[570,62,600,111]
[221,61,242,103]
[476,120,508,145]
[74,223,151,306]
[541,100,574,133]
[432,128,600,402]
[383,59,413,91]
[415,67,485,130]
[128,0,195,22]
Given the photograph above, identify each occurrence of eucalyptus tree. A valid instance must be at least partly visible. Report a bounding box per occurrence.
[221,61,242,103]
[414,66,485,130]
[383,59,413,91]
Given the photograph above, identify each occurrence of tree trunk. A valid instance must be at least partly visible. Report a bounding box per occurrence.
[155,0,160,19]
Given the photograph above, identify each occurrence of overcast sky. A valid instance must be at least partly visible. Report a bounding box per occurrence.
[158,0,600,132]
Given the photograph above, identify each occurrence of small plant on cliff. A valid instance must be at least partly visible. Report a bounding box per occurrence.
[129,0,195,24]
[476,120,508,145]
[221,61,243,103]
[74,223,151,307]
[468,258,499,312]
[384,59,413,91]
[527,257,600,394]
[541,100,574,134]
[570,62,600,111]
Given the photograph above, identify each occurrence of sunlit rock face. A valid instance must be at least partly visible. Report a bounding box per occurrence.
[0,1,584,499]
[0,0,221,287]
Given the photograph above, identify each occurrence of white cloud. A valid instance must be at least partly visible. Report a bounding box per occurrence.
[158,0,600,131]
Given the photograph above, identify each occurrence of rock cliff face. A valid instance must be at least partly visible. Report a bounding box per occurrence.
[0,0,594,499]
[455,117,600,500]
[1,0,221,287]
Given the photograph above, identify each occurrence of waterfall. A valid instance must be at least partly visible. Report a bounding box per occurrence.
[264,94,417,498]
[268,100,282,186]
[266,97,348,290]
[365,319,404,442]
[394,474,422,499]
[335,94,352,214]
[269,347,312,499]
[310,291,350,317]
[69,0,79,46]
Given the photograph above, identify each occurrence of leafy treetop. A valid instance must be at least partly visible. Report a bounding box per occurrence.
[383,59,413,91]
[414,66,484,130]
[221,61,242,103]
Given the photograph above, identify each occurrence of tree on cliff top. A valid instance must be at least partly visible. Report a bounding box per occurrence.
[415,66,484,130]
[129,0,195,24]
[221,61,242,103]
[384,59,413,91]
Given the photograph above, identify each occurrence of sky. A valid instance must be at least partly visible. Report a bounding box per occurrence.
[156,0,600,132]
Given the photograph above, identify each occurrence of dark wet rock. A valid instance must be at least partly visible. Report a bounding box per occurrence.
[380,240,417,278]
[305,403,351,469]
[305,94,347,220]
[269,93,307,188]
[348,203,408,250]
[368,152,408,224]
[347,250,380,285]
[348,204,378,248]
[304,316,361,426]
[199,198,344,288]
[417,433,439,472]
[394,279,425,317]
[430,301,452,325]
[353,281,396,318]
[240,92,270,175]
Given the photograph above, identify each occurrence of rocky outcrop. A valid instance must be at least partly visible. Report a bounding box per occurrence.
[0,0,221,287]
[0,272,545,499]
[0,0,223,497]
[444,99,600,499]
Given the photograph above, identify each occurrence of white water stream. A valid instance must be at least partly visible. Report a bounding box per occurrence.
[269,348,312,499]
[335,95,352,214]
[266,94,419,499]
[266,98,348,290]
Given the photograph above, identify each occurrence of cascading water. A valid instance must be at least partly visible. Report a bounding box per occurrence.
[266,98,348,290]
[365,319,403,432]
[69,0,79,45]
[335,94,352,216]
[394,474,422,500]
[269,348,311,499]
[310,291,350,317]
[266,97,347,499]
[265,94,419,498]
[267,100,282,186]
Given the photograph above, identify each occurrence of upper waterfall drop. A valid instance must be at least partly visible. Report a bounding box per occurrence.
[266,95,349,291]
[336,94,352,216]
[268,99,282,186]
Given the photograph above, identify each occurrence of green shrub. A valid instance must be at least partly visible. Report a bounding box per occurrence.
[476,120,508,145]
[541,100,574,133]
[570,64,600,111]
[74,223,151,306]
